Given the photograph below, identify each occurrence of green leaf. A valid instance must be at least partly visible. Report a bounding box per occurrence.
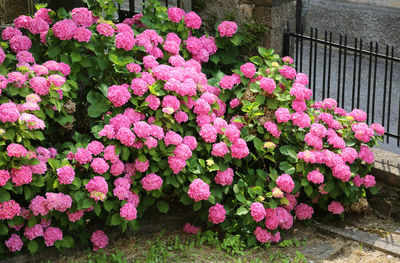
[253,137,264,150]
[28,240,38,254]
[193,201,202,211]
[0,189,10,202]
[71,52,81,63]
[236,206,248,215]
[81,198,92,209]
[27,216,38,228]
[279,145,298,159]
[267,98,279,109]
[156,200,169,214]
[110,214,121,225]
[104,200,114,212]
[279,162,295,174]
[235,194,246,203]
[0,222,8,235]
[304,185,313,197]
[61,235,74,248]
[229,34,243,46]
[47,47,61,59]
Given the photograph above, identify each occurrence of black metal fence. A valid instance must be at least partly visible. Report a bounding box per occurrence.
[118,0,187,21]
[283,27,400,150]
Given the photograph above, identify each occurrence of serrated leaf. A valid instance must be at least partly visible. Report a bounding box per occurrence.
[0,189,10,202]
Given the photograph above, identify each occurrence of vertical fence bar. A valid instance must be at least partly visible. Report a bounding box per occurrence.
[341,35,347,107]
[283,23,290,57]
[398,95,400,147]
[322,31,327,99]
[327,32,332,97]
[382,45,389,127]
[367,41,372,121]
[129,0,135,13]
[357,39,363,109]
[309,28,313,92]
[296,30,299,69]
[313,28,318,100]
[300,26,304,72]
[372,42,378,123]
[351,38,358,109]
[337,34,342,105]
[387,46,394,143]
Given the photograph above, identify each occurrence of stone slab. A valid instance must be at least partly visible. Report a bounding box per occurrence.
[371,148,400,187]
[315,224,400,257]
[298,241,344,261]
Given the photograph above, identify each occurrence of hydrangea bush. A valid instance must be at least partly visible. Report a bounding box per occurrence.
[0,0,384,256]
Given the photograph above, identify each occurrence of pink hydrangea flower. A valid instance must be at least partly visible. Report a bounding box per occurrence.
[370,123,385,136]
[295,203,314,220]
[87,141,104,156]
[183,136,197,151]
[71,7,93,27]
[359,145,374,164]
[363,174,376,188]
[254,227,271,243]
[135,158,149,173]
[230,138,249,159]
[42,227,63,248]
[279,65,296,79]
[184,12,202,29]
[7,143,27,158]
[74,148,92,164]
[275,107,291,123]
[250,202,266,222]
[115,32,136,51]
[183,223,201,234]
[85,176,108,201]
[90,158,110,175]
[208,203,226,224]
[5,234,23,252]
[73,27,92,42]
[67,210,84,222]
[56,165,75,185]
[9,35,32,52]
[214,168,234,186]
[167,7,185,23]
[11,166,32,186]
[276,174,295,193]
[217,21,238,37]
[0,200,20,220]
[0,170,10,186]
[141,173,163,191]
[52,19,77,40]
[328,201,344,214]
[348,109,367,122]
[200,124,217,143]
[97,23,114,37]
[291,112,311,128]
[188,179,210,201]
[264,121,281,138]
[90,230,109,252]
[240,62,256,78]
[211,142,229,157]
[307,170,324,184]
[352,174,364,187]
[24,224,44,240]
[120,203,137,221]
[260,77,276,93]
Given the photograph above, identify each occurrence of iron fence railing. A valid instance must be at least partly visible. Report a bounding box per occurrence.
[283,27,400,148]
[117,0,191,22]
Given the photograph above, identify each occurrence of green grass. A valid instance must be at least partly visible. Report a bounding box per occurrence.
[58,230,308,263]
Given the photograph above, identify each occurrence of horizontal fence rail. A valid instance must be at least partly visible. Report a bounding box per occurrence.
[283,27,400,151]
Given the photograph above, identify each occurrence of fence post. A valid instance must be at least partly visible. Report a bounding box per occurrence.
[282,24,290,57]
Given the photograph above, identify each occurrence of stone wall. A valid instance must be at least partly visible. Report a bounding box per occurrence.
[197,0,296,55]
[0,0,31,25]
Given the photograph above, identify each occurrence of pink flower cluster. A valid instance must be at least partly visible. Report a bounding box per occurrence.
[188,179,210,201]
[217,21,238,37]
[91,230,109,251]
[208,203,226,224]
